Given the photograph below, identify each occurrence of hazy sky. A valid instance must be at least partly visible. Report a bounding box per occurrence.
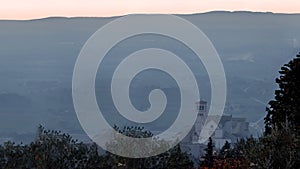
[1,0,300,20]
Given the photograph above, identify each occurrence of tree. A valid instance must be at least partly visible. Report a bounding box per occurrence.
[0,141,32,169]
[264,52,300,168]
[265,53,300,134]
[161,144,194,169]
[219,141,232,159]
[30,125,104,169]
[201,137,214,168]
[103,125,194,169]
[0,125,105,169]
[233,136,274,169]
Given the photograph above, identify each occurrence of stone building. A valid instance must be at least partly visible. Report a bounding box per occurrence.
[181,100,250,162]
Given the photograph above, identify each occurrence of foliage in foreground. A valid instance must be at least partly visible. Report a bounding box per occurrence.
[0,125,193,169]
[199,53,300,169]
[263,52,300,168]
[104,125,193,169]
[0,125,103,169]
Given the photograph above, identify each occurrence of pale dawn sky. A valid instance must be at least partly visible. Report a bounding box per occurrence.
[1,0,300,20]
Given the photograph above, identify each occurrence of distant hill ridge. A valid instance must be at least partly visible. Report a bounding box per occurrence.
[1,11,300,21]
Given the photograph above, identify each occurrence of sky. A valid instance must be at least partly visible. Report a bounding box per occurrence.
[1,0,300,20]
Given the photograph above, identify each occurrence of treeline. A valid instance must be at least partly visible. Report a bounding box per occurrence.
[200,131,298,169]
[0,125,194,169]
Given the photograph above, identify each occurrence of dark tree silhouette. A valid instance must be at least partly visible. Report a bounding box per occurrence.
[202,137,214,168]
[264,52,300,168]
[265,53,300,134]
[219,141,232,159]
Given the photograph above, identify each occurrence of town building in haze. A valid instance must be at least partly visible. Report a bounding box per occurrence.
[181,100,250,162]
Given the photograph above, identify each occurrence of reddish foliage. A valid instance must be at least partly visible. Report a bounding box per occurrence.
[199,157,247,169]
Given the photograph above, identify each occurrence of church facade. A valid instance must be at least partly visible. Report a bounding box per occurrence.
[181,100,250,162]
